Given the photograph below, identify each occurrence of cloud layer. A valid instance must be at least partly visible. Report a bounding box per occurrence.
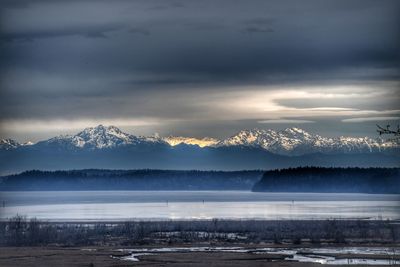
[0,0,399,141]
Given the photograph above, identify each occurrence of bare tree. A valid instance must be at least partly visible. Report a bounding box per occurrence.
[377,124,400,143]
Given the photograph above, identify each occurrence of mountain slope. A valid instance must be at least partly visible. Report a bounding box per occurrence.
[34,125,166,150]
[219,127,393,155]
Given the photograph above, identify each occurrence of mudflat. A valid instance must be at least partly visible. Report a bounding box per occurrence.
[1,219,399,266]
[1,246,399,267]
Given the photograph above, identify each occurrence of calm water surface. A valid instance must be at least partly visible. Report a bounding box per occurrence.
[0,191,399,221]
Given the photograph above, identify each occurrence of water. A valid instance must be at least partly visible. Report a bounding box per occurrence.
[0,191,399,221]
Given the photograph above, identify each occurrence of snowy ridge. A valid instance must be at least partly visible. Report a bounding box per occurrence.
[219,127,396,155]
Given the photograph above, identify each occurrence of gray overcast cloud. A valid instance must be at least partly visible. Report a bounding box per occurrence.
[0,0,399,142]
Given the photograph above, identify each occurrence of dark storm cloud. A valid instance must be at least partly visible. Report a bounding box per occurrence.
[0,0,399,140]
[0,24,125,42]
[0,0,128,9]
[129,27,150,36]
[240,17,275,33]
[0,1,30,9]
[146,1,185,11]
[1,0,399,78]
[240,26,273,34]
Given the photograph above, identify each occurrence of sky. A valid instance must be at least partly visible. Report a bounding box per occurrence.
[0,0,399,142]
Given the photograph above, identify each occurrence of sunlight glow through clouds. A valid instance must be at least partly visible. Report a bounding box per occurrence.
[212,86,398,121]
[342,116,400,123]
[0,85,398,138]
[1,0,398,141]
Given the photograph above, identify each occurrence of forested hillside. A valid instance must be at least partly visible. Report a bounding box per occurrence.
[0,169,262,191]
[253,167,400,194]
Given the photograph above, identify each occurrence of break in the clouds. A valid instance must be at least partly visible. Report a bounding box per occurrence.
[0,0,399,141]
[342,116,400,123]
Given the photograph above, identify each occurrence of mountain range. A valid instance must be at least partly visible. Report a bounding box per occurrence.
[0,125,399,174]
[2,125,397,154]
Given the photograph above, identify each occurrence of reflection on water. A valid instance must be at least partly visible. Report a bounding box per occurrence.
[0,191,399,221]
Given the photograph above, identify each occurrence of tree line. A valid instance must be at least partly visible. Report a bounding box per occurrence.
[253,167,400,194]
[0,169,263,191]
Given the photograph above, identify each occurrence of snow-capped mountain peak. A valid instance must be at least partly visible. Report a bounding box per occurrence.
[37,125,161,149]
[0,139,20,150]
[220,128,277,147]
[218,127,397,155]
[45,125,168,149]
[73,125,134,148]
[283,127,312,137]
